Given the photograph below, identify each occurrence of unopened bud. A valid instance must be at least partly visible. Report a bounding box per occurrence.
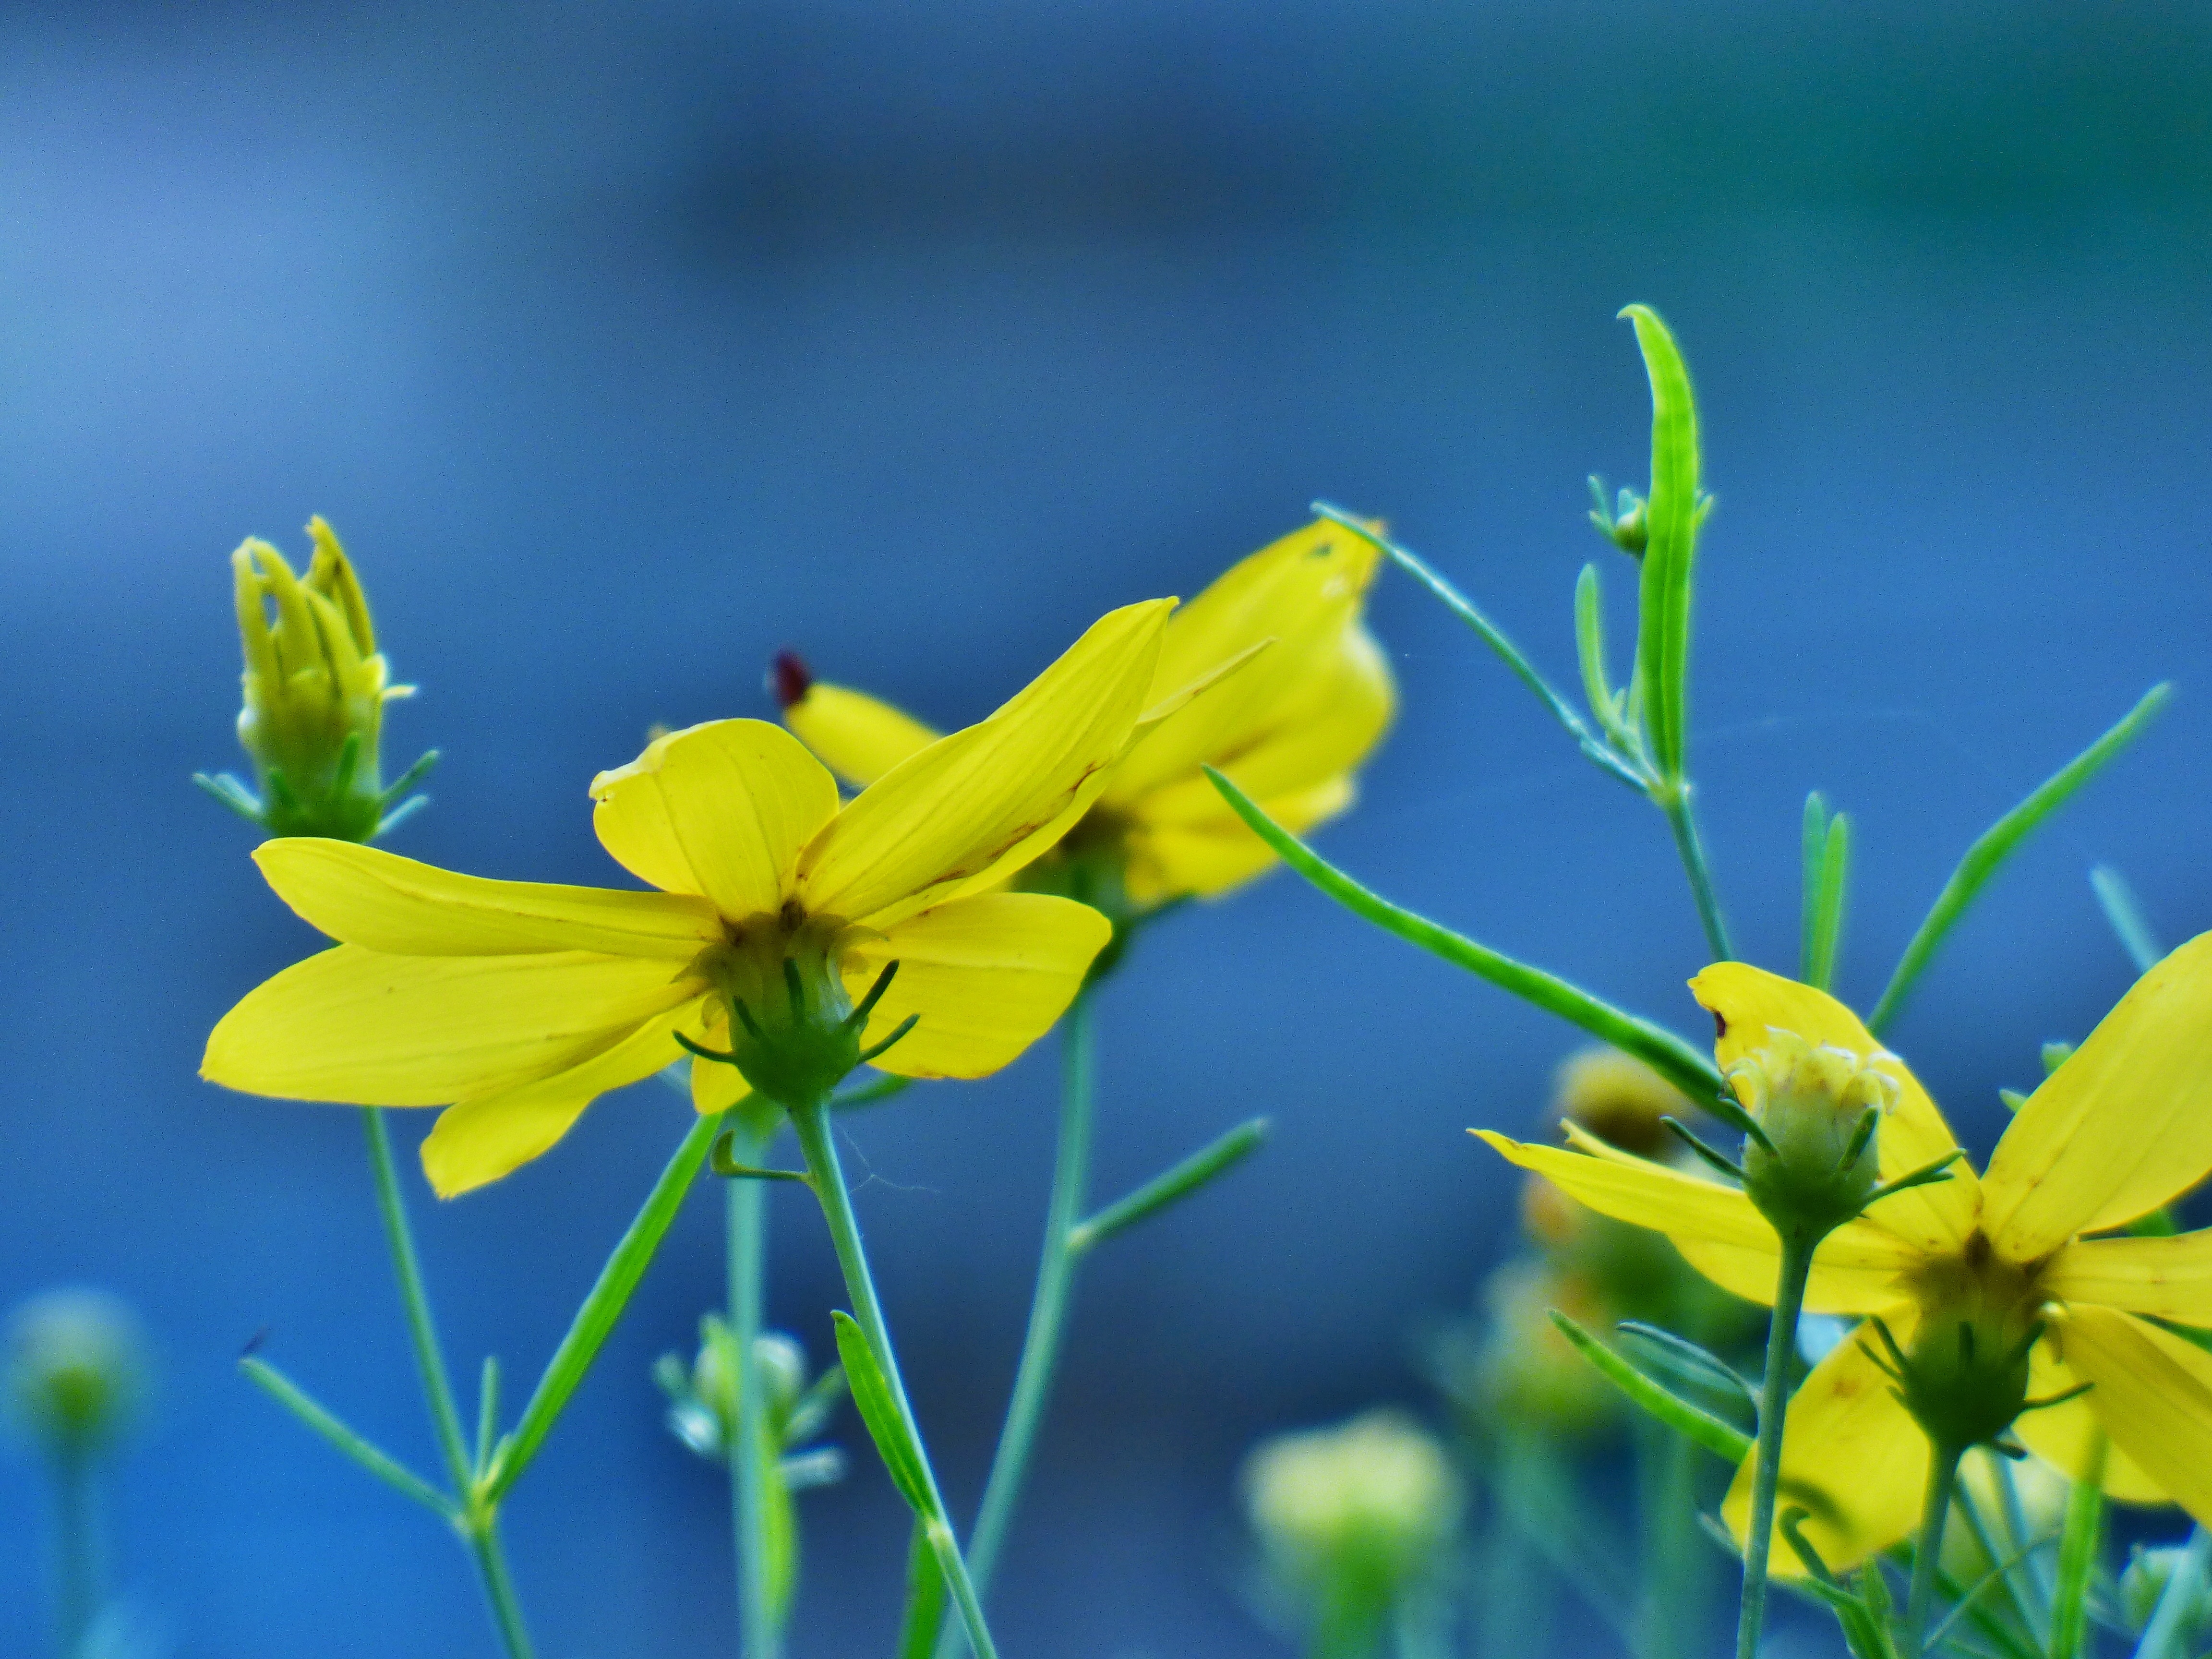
[5,1290,149,1463]
[1730,1031,1898,1238]
[1467,1262,1616,1437]
[1555,1046,1692,1158]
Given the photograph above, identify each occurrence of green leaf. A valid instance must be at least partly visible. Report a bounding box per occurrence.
[1068,1118,1270,1255]
[832,1310,934,1518]
[1801,794,1852,993]
[1621,304,1701,787]
[1868,683,2172,1034]
[2091,864,2164,974]
[483,1111,719,1503]
[241,1356,456,1520]
[1311,501,1647,791]
[1206,767,1724,1104]
[1616,1322,1757,1420]
[1574,563,1641,757]
[1548,1310,1751,1462]
[895,1516,951,1659]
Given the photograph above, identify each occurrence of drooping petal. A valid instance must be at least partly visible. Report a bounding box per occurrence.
[419,1002,700,1197]
[2045,1304,2212,1523]
[798,601,1171,927]
[1722,1309,1930,1575]
[203,946,699,1106]
[1983,932,2212,1260]
[2043,1229,2212,1326]
[1690,962,1980,1252]
[2012,1329,2172,1503]
[836,893,1110,1079]
[1473,1130,1923,1311]
[253,838,721,958]
[782,682,941,791]
[589,720,839,919]
[1121,775,1355,907]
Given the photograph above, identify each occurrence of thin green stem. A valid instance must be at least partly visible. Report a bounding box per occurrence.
[727,1119,780,1659]
[1659,785,1732,962]
[945,990,1095,1655]
[241,1357,457,1518]
[1635,1418,1703,1659]
[1904,1442,1965,1658]
[2049,1434,2106,1659]
[1737,1239,1814,1659]
[787,1098,1001,1659]
[2131,1524,2211,1659]
[52,1449,100,1659]
[464,1522,537,1659]
[363,1106,473,1490]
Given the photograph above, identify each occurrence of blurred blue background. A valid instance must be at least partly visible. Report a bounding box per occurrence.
[4,1,2210,1652]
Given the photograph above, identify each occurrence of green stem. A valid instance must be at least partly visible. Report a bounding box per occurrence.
[52,1449,100,1659]
[941,989,1095,1657]
[2049,1433,2106,1659]
[464,1521,537,1659]
[1903,1442,1964,1658]
[363,1106,473,1490]
[1737,1238,1814,1659]
[1659,785,1732,962]
[1635,1418,1703,1659]
[727,1120,780,1659]
[786,1097,1001,1659]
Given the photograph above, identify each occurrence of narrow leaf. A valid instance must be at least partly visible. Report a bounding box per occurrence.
[832,1310,934,1517]
[485,1111,719,1502]
[1869,683,2172,1034]
[895,1517,951,1659]
[2091,865,2164,974]
[241,1357,456,1519]
[1069,1118,1270,1254]
[1548,1311,1751,1462]
[473,1356,500,1479]
[1616,1322,1756,1418]
[1621,304,1701,785]
[1311,501,1647,790]
[1801,794,1851,992]
[1574,563,1639,756]
[1208,767,1724,1103]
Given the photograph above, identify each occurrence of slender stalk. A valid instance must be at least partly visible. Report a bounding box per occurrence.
[943,988,1095,1655]
[52,1449,100,1659]
[2048,1435,2106,1659]
[726,1119,780,1659]
[1635,1417,1703,1659]
[363,1106,473,1489]
[1659,785,1732,962]
[787,1097,1002,1659]
[1903,1442,1965,1658]
[464,1522,537,1659]
[1736,1239,1814,1659]
[2132,1525,2212,1659]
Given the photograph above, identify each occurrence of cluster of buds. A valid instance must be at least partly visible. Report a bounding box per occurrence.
[653,1317,846,1488]
[1242,1411,1464,1656]
[195,518,434,843]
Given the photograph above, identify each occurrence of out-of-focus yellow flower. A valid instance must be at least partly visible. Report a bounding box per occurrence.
[1477,945,2212,1573]
[196,518,434,842]
[203,602,1177,1197]
[1554,1046,1694,1160]
[1244,1409,1463,1647]
[779,519,1394,919]
[1466,1260,1619,1436]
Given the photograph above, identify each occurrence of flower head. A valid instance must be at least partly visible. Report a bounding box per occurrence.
[777,520,1394,928]
[203,601,1177,1196]
[197,518,434,842]
[5,1290,149,1464]
[1476,940,2212,1572]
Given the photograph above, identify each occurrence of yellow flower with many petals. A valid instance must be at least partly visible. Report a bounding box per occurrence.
[778,520,1394,917]
[1477,939,2212,1574]
[204,601,1178,1197]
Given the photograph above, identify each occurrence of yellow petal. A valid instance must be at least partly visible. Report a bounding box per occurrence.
[837,893,1110,1079]
[1122,774,1356,907]
[1104,525,1384,806]
[691,1051,753,1116]
[2043,1230,2212,1325]
[419,1003,700,1197]
[782,682,941,791]
[253,839,721,958]
[204,946,699,1106]
[1983,932,2212,1260]
[1689,962,1980,1253]
[798,601,1171,927]
[1723,1307,1928,1575]
[2045,1305,2212,1523]
[589,720,839,919]
[2012,1327,2172,1503]
[1472,1129,1922,1311]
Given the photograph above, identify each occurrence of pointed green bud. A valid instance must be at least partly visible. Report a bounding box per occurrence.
[1729,1031,1898,1241]
[200,518,434,842]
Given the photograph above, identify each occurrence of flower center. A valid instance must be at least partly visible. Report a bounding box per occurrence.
[1881,1232,2052,1451]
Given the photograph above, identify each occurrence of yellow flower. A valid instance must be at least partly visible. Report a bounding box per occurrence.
[203,601,1178,1198]
[199,517,432,842]
[778,519,1394,913]
[1476,940,2212,1573]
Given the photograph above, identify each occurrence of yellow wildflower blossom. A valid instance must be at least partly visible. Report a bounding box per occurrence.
[1476,940,2212,1572]
[777,519,1394,912]
[204,601,1178,1197]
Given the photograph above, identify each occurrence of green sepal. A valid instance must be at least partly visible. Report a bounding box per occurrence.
[831,1310,933,1517]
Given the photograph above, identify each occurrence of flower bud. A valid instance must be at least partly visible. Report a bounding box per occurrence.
[4,1291,149,1465]
[660,1317,816,1462]
[198,518,433,842]
[1556,1046,1693,1159]
[1243,1411,1463,1651]
[1730,1031,1898,1239]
